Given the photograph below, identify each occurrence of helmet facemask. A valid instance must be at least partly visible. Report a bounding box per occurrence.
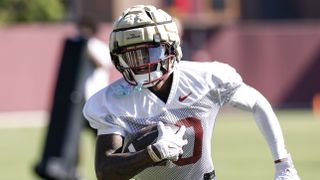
[112,43,175,88]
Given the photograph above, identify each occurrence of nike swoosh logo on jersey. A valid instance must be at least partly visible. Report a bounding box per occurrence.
[178,92,192,102]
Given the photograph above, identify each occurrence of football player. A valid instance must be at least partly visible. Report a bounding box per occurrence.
[83,5,300,180]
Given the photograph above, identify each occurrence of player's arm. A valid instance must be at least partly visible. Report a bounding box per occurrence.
[228,84,288,160]
[84,101,186,179]
[95,133,154,180]
[228,83,300,179]
[95,122,187,180]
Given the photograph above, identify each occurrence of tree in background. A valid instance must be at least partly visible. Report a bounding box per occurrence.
[0,0,65,24]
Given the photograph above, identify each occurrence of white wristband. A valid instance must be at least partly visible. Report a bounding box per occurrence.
[147,145,161,162]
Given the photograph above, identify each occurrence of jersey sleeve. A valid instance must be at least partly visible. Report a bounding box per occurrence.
[227,81,289,160]
[209,61,243,106]
[83,91,126,136]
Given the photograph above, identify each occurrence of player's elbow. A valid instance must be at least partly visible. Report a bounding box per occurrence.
[242,86,272,113]
[96,170,104,180]
[95,163,113,180]
[252,91,273,113]
[95,164,106,180]
[95,167,114,180]
[95,164,130,180]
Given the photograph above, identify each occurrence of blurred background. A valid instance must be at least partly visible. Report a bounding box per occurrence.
[1,0,320,111]
[0,0,319,179]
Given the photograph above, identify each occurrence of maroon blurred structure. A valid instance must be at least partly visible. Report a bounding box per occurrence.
[0,22,320,111]
[202,22,320,108]
[0,23,120,112]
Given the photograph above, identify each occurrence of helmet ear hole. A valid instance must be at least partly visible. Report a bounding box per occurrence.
[170,41,177,54]
[145,10,153,20]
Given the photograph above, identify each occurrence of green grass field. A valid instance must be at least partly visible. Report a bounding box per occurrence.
[0,109,319,180]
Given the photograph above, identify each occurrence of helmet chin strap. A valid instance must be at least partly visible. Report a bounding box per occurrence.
[134,71,163,88]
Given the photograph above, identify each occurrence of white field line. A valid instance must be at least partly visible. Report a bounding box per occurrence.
[0,111,48,129]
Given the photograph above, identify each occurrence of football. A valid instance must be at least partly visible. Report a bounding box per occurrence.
[123,123,180,153]
[123,124,158,153]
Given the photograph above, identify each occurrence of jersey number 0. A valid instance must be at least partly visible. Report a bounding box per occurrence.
[175,117,203,166]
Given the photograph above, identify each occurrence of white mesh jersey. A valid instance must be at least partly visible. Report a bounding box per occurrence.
[83,60,243,180]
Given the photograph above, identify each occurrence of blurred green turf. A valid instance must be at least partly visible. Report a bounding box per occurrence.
[0,109,319,180]
[0,127,97,180]
[214,109,320,180]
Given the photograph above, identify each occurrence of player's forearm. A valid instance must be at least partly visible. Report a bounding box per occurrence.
[96,149,154,180]
[230,85,289,160]
[251,91,288,160]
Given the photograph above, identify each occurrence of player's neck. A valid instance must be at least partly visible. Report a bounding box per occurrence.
[148,73,173,103]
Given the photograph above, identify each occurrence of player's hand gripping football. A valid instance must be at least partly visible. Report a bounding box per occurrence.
[274,154,300,180]
[147,122,188,162]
